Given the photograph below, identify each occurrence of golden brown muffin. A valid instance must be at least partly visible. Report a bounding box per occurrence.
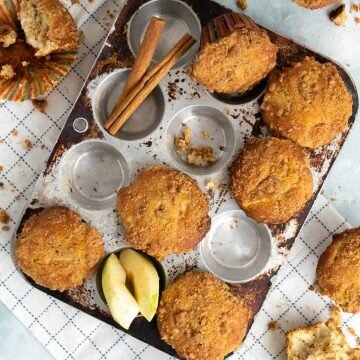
[293,0,341,9]
[230,137,313,224]
[19,0,79,57]
[117,165,210,260]
[157,272,249,360]
[261,57,353,149]
[192,16,277,94]
[316,228,360,313]
[16,206,104,292]
[287,306,360,359]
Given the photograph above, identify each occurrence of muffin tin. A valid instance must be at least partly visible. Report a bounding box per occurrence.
[11,0,358,358]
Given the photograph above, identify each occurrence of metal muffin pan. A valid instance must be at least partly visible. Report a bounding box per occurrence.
[128,0,201,68]
[166,105,236,175]
[59,140,129,210]
[11,0,359,358]
[92,69,165,141]
[200,210,272,283]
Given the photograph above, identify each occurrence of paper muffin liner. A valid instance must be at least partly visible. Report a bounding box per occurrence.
[0,0,78,101]
[200,12,262,49]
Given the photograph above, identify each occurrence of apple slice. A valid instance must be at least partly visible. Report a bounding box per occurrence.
[119,249,160,322]
[102,254,139,330]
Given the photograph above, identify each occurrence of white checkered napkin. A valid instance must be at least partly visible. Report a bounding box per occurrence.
[237,195,360,360]
[1,195,359,360]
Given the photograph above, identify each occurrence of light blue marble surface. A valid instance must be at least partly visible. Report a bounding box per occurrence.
[0,300,53,359]
[1,0,360,359]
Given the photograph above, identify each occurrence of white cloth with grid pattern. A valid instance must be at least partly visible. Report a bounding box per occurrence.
[0,1,359,359]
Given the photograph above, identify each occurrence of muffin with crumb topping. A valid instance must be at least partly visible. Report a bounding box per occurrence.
[117,165,210,260]
[261,57,352,149]
[316,228,360,313]
[157,271,249,360]
[230,137,313,224]
[192,13,277,94]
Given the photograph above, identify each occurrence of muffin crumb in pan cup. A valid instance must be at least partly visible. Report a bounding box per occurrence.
[0,0,78,101]
[199,12,270,103]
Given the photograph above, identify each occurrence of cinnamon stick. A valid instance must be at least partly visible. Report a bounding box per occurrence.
[108,35,196,135]
[114,17,165,104]
[105,33,193,130]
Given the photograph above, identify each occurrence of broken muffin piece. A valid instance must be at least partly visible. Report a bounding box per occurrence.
[286,307,360,359]
[18,0,79,57]
[0,25,17,48]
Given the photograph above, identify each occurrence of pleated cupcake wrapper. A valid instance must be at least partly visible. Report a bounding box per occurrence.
[0,0,78,101]
[200,12,262,48]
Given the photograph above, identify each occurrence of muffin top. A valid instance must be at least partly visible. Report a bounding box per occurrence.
[293,0,341,9]
[117,165,210,260]
[261,57,352,149]
[16,206,104,291]
[230,137,313,224]
[19,0,79,57]
[316,228,360,313]
[192,16,277,94]
[157,271,249,360]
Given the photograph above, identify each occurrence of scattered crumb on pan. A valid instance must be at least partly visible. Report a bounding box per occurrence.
[205,179,221,191]
[201,130,210,139]
[175,125,216,166]
[329,5,347,26]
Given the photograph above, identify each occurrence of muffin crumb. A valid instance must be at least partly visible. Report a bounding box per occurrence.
[350,4,359,12]
[0,208,10,224]
[32,99,48,113]
[0,64,15,81]
[0,24,17,47]
[23,138,32,150]
[330,5,348,26]
[237,0,247,10]
[175,126,216,167]
[268,321,279,330]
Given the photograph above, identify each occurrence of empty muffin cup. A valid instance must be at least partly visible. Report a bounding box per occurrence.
[95,247,167,307]
[60,140,129,210]
[166,105,236,176]
[127,0,201,68]
[200,210,272,283]
[93,69,165,141]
